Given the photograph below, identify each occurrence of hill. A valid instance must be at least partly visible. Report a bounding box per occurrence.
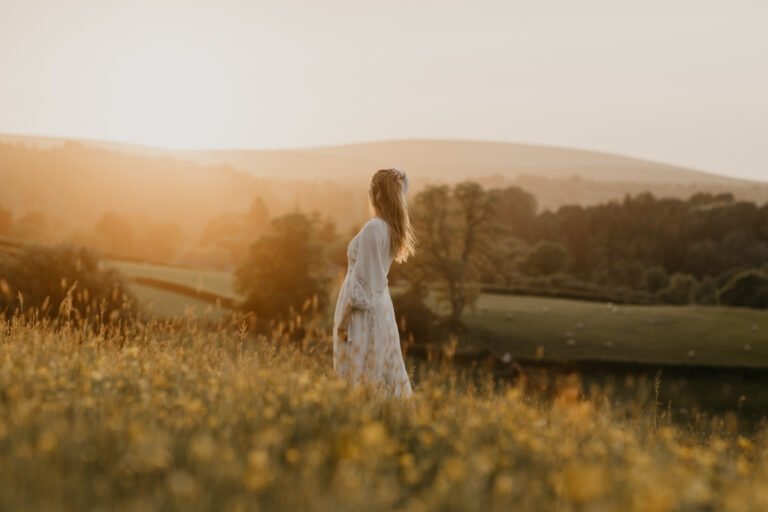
[185,139,749,185]
[2,134,767,219]
[182,139,768,209]
[0,140,366,242]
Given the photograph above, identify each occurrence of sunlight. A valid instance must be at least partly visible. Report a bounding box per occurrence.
[91,23,252,149]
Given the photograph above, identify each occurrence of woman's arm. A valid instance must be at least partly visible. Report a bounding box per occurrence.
[337,220,388,342]
[336,302,353,342]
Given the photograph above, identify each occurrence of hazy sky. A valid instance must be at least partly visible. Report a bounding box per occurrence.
[1,0,767,181]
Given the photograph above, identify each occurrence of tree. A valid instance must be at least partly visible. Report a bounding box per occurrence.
[245,196,270,240]
[200,196,271,266]
[643,266,670,294]
[139,222,184,262]
[0,244,136,321]
[201,213,247,264]
[235,213,331,324]
[12,211,48,242]
[694,277,719,305]
[658,273,698,305]
[718,270,768,309]
[0,206,11,236]
[487,186,537,239]
[403,182,499,328]
[521,241,569,276]
[95,212,136,257]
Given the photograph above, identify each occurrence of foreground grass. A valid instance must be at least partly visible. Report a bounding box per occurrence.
[1,318,767,511]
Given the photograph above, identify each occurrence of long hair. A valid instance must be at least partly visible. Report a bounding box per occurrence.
[368,169,417,263]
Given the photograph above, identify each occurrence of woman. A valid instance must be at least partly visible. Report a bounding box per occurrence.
[333,168,416,398]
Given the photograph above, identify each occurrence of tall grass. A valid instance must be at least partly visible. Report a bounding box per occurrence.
[0,310,766,511]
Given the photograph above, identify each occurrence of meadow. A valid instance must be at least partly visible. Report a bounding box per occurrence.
[1,313,767,512]
[464,295,768,368]
[115,259,768,368]
[109,259,239,299]
[113,261,768,426]
[107,259,239,319]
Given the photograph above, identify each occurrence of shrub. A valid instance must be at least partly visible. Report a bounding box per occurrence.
[521,241,569,276]
[657,273,698,305]
[694,277,719,305]
[643,266,670,294]
[0,244,136,321]
[391,288,447,345]
[717,270,768,309]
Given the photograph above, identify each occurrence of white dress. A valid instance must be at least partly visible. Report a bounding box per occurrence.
[332,217,413,398]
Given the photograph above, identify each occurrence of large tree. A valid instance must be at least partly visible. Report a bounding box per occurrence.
[235,212,331,324]
[403,182,500,328]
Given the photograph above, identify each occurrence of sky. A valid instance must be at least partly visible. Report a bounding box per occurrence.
[1,0,767,181]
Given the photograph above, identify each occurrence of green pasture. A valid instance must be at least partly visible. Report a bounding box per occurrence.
[464,294,768,368]
[108,259,240,300]
[103,259,768,369]
[129,283,231,320]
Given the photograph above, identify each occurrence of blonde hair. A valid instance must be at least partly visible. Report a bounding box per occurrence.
[369,169,417,263]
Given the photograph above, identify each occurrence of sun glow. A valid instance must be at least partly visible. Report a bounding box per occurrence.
[3,1,295,150]
[1,1,767,178]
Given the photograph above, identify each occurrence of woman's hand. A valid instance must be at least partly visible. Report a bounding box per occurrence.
[336,304,353,342]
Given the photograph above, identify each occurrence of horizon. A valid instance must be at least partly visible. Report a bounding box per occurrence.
[3,130,768,186]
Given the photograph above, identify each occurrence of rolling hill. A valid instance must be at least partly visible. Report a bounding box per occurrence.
[2,134,767,217]
[184,139,754,185]
[3,133,762,184]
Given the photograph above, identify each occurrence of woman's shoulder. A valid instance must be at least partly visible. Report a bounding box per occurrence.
[360,217,388,238]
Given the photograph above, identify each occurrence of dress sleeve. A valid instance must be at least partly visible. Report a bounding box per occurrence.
[345,221,389,311]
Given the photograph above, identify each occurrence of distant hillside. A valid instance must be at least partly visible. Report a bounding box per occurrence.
[0,140,372,247]
[2,134,767,212]
[0,141,284,235]
[184,139,753,185]
[183,139,768,209]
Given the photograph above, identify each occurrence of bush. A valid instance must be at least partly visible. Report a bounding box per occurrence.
[391,288,447,345]
[694,277,719,305]
[717,270,768,309]
[0,244,136,321]
[643,266,670,294]
[521,241,569,276]
[657,273,698,305]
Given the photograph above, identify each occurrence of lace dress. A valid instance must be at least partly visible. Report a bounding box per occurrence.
[332,217,413,398]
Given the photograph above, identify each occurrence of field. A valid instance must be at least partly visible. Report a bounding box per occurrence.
[464,295,768,368]
[128,283,232,320]
[109,259,240,300]
[1,316,768,512]
[107,260,240,318]
[113,260,768,369]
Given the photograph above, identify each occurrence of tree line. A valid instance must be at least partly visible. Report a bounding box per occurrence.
[2,181,767,331]
[234,182,768,337]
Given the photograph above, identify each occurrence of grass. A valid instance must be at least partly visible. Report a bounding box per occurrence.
[128,283,232,320]
[112,257,768,368]
[105,259,241,319]
[463,295,768,368]
[96,258,768,370]
[0,314,767,511]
